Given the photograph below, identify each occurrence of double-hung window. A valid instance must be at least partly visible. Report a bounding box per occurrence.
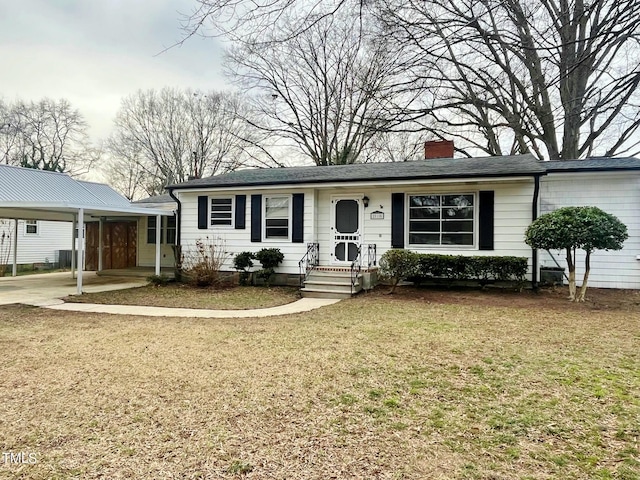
[146,216,177,244]
[25,220,38,235]
[408,194,475,246]
[264,196,290,239]
[210,198,233,227]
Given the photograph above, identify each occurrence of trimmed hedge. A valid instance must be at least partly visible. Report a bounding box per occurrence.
[379,249,528,292]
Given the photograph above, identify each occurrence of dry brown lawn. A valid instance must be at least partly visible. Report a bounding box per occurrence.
[1,286,639,479]
[63,284,300,310]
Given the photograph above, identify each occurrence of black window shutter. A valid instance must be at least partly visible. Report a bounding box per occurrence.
[235,195,246,229]
[197,196,208,230]
[478,190,495,250]
[251,194,262,242]
[292,193,304,243]
[391,193,405,248]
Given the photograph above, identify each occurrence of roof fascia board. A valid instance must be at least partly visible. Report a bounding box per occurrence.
[172,175,536,194]
[545,166,640,174]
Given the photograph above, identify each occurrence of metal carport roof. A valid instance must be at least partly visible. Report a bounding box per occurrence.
[0,164,172,294]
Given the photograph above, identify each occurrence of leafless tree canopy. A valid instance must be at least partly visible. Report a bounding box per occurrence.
[181,0,640,161]
[378,0,640,159]
[226,12,412,165]
[107,88,275,197]
[0,98,97,174]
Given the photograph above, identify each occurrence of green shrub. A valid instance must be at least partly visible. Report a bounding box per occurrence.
[233,251,255,286]
[378,249,419,293]
[254,248,284,287]
[147,273,171,286]
[380,251,528,290]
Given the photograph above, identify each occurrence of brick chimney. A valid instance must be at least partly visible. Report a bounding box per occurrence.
[424,140,454,159]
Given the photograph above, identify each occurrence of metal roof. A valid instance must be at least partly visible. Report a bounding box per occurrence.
[0,164,171,222]
[168,154,546,190]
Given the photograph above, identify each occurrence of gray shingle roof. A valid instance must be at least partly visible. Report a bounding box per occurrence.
[168,154,546,190]
[133,193,175,204]
[167,155,640,191]
[544,157,640,172]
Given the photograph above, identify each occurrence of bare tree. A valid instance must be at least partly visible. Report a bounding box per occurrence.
[227,12,409,165]
[179,0,361,45]
[108,88,268,191]
[0,98,97,174]
[377,0,640,160]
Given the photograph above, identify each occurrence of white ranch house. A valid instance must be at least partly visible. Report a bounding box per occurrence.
[167,154,640,295]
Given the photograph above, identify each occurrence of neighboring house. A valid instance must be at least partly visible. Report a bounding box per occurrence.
[166,151,640,290]
[0,219,73,268]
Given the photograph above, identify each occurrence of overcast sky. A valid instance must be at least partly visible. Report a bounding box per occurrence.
[0,0,228,141]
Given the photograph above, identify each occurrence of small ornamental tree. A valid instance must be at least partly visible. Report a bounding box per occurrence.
[525,206,628,302]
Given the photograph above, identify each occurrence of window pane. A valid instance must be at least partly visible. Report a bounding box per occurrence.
[410,195,439,207]
[166,216,176,244]
[211,219,232,226]
[409,221,439,232]
[266,227,289,238]
[266,219,288,228]
[443,206,473,219]
[442,220,474,232]
[211,198,232,206]
[147,217,157,244]
[266,197,289,218]
[442,233,473,245]
[410,207,439,219]
[443,195,473,207]
[409,233,440,245]
[211,212,232,219]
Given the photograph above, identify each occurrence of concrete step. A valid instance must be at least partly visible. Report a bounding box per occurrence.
[300,288,358,299]
[303,280,357,293]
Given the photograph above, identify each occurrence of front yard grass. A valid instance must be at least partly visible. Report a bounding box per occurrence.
[63,284,300,310]
[1,289,639,479]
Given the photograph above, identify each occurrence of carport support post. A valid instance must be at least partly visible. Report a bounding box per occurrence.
[12,219,18,277]
[71,217,76,278]
[76,208,84,295]
[155,214,161,276]
[98,217,104,272]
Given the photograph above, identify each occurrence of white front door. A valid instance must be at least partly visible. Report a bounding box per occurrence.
[331,197,362,264]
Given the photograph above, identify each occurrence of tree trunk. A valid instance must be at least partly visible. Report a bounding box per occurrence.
[566,247,576,301]
[576,250,591,302]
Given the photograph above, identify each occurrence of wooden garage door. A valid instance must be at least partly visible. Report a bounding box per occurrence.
[85,221,137,271]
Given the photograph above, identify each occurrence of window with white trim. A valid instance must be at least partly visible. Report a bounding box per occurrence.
[210,198,233,227]
[166,216,176,244]
[408,194,475,246]
[264,196,290,239]
[147,216,159,244]
[25,220,38,235]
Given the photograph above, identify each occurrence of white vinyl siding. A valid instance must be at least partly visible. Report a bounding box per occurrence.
[317,181,535,276]
[179,189,314,275]
[539,173,640,289]
[1,219,72,264]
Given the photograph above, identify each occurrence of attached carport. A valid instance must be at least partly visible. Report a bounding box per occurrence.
[0,164,172,294]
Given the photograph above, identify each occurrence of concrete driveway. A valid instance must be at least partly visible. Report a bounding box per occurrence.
[0,272,148,306]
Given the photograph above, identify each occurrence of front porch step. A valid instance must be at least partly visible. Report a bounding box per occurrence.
[300,268,362,299]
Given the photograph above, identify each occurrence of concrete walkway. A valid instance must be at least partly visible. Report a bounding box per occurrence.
[37,297,341,318]
[0,272,340,318]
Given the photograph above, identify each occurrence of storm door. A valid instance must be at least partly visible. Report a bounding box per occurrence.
[331,198,361,264]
